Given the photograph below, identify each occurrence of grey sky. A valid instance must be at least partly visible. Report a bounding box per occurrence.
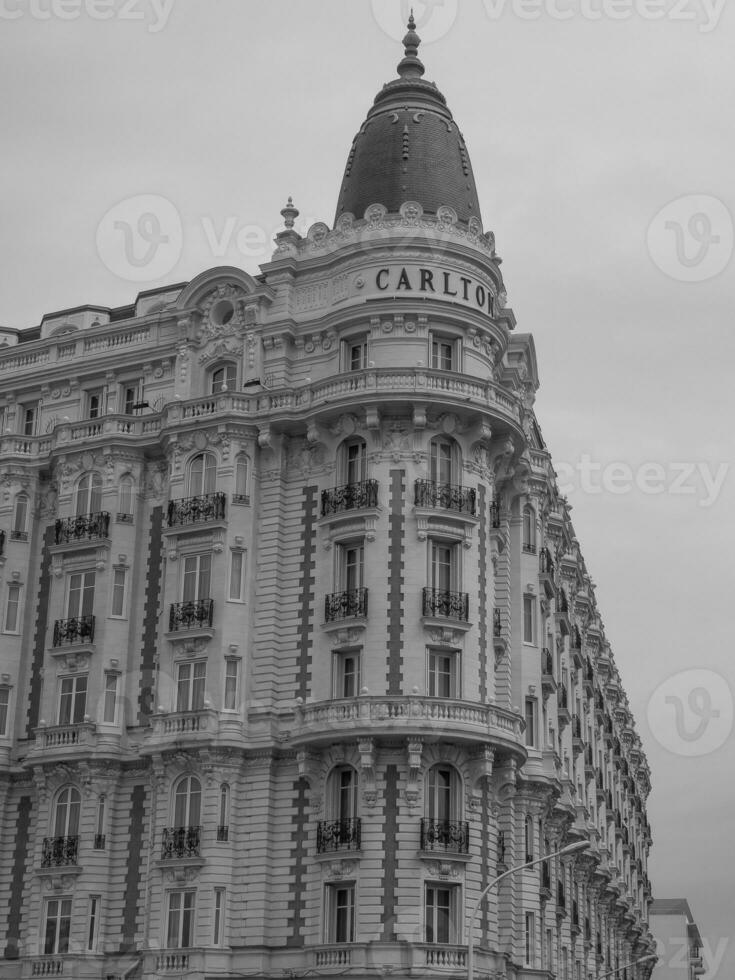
[1,1,733,974]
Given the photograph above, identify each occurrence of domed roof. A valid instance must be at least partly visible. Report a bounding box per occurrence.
[334,16,481,226]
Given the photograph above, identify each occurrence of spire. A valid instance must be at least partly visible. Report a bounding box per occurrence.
[397,11,425,79]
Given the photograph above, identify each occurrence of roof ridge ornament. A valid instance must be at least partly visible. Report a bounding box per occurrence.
[397,11,425,79]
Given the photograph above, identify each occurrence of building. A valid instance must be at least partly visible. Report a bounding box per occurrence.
[649,900,706,980]
[0,17,657,980]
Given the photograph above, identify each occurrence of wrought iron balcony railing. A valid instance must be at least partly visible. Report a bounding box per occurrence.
[167,492,226,527]
[422,587,469,622]
[316,817,362,853]
[160,825,201,859]
[216,825,229,842]
[324,588,368,622]
[41,835,79,867]
[322,479,378,516]
[169,599,214,632]
[52,615,95,646]
[420,818,469,854]
[93,834,106,850]
[54,511,110,545]
[414,479,476,515]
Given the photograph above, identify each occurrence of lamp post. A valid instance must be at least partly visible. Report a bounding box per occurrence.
[596,953,658,979]
[466,839,590,980]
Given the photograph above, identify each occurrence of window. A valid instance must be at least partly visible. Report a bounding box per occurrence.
[218,784,230,841]
[111,567,127,618]
[58,676,87,725]
[333,649,361,699]
[182,554,211,602]
[87,895,101,951]
[525,698,537,747]
[425,885,457,944]
[167,890,195,948]
[122,382,142,416]
[427,648,460,698]
[173,775,201,828]
[95,796,106,848]
[224,659,239,711]
[213,888,226,945]
[339,542,364,592]
[522,505,536,553]
[43,898,72,954]
[525,912,535,965]
[12,494,29,538]
[328,766,358,821]
[430,540,458,593]
[211,363,237,394]
[345,335,368,372]
[187,452,217,496]
[525,815,534,862]
[429,438,455,485]
[426,766,459,823]
[76,472,103,515]
[20,402,38,436]
[67,570,96,618]
[176,661,206,712]
[430,335,457,371]
[0,686,8,735]
[53,786,81,837]
[5,583,21,633]
[234,454,250,503]
[87,390,103,420]
[117,474,135,520]
[343,439,367,484]
[103,673,119,724]
[228,550,245,602]
[325,883,355,943]
[523,594,535,644]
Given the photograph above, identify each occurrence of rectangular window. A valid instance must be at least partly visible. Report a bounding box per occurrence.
[103,673,118,724]
[427,648,459,698]
[525,698,536,747]
[21,402,38,436]
[326,884,355,943]
[340,542,364,592]
[87,390,103,420]
[228,550,245,602]
[167,890,195,948]
[176,661,206,712]
[525,912,535,965]
[333,649,361,699]
[430,540,457,592]
[44,898,72,954]
[213,888,225,946]
[87,895,100,951]
[4,583,21,633]
[58,675,88,725]
[425,885,456,944]
[523,594,535,644]
[347,337,368,372]
[224,659,239,711]
[0,686,9,736]
[430,336,456,371]
[67,570,96,618]
[545,928,553,971]
[111,567,127,618]
[182,554,211,602]
[123,383,142,416]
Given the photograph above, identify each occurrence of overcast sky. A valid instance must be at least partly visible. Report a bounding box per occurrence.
[1,1,733,975]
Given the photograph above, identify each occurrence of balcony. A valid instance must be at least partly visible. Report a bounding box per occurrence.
[54,511,110,545]
[422,587,469,622]
[160,825,201,860]
[420,818,469,854]
[168,599,214,632]
[557,683,570,725]
[490,499,501,528]
[541,647,555,692]
[572,715,584,755]
[539,546,555,576]
[414,479,475,515]
[324,587,368,622]
[166,492,226,527]
[41,835,79,867]
[316,817,362,853]
[322,479,378,516]
[540,860,552,899]
[52,615,95,646]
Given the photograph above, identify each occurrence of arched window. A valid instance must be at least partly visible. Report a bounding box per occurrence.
[217,783,230,841]
[341,438,367,485]
[522,505,536,553]
[210,363,237,394]
[187,453,216,496]
[117,474,135,519]
[76,472,103,516]
[423,765,465,853]
[429,437,457,486]
[234,454,250,504]
[53,786,81,838]
[173,775,202,829]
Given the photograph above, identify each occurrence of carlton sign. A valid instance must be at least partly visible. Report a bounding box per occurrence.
[371,265,496,317]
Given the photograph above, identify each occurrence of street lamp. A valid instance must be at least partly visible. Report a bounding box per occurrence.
[466,839,590,980]
[597,953,658,979]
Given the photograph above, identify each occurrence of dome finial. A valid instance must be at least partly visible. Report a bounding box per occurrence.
[397,9,425,79]
[280,195,299,230]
